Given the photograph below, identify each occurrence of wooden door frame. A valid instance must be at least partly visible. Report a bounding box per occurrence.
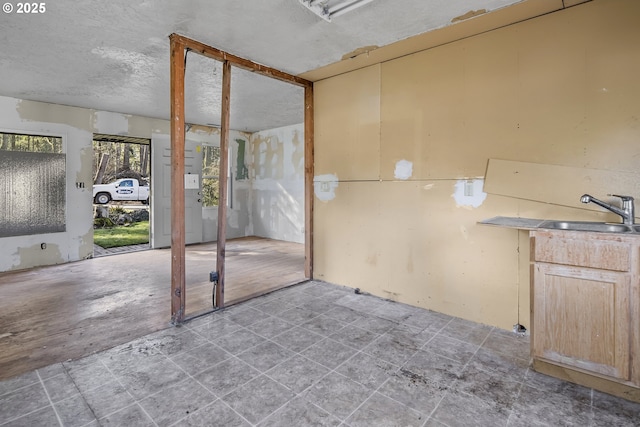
[169,33,314,323]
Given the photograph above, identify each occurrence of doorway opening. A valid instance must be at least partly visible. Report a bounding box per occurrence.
[92,134,151,257]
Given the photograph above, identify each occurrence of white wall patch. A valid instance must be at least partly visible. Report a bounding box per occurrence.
[453,179,487,208]
[314,174,339,202]
[93,111,129,135]
[394,159,413,180]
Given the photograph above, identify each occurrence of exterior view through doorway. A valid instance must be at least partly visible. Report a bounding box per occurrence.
[92,134,151,257]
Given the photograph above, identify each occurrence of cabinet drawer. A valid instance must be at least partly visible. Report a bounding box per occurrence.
[534,234,630,272]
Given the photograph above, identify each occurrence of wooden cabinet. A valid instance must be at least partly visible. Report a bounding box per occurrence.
[532,263,631,380]
[531,230,640,401]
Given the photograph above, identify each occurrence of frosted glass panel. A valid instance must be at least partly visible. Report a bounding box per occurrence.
[0,151,66,237]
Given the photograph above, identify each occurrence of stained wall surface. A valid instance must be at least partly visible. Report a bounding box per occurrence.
[250,124,305,244]
[313,0,640,330]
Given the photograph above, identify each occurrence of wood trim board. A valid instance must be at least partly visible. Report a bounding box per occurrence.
[170,33,312,88]
[215,60,232,308]
[484,159,640,216]
[169,35,186,323]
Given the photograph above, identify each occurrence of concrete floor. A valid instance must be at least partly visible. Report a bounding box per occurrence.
[1,281,639,426]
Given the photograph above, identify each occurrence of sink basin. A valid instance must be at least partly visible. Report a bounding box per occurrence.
[538,220,634,233]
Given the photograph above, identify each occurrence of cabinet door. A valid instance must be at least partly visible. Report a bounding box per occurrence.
[532,263,631,381]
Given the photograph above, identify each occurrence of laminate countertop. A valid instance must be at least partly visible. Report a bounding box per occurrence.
[478,216,547,230]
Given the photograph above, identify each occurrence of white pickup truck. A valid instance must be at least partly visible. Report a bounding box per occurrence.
[93,178,150,204]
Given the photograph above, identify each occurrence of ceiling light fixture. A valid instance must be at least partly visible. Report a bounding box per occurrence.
[299,0,374,22]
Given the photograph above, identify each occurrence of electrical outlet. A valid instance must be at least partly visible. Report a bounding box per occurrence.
[464,180,474,197]
[321,182,330,192]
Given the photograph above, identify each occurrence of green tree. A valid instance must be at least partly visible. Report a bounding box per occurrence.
[0,133,62,153]
[202,146,221,207]
[92,140,150,184]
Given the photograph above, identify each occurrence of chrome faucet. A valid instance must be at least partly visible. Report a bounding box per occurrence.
[580,194,635,225]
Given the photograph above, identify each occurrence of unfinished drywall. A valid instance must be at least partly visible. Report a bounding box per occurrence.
[0,96,93,271]
[314,64,381,181]
[250,124,305,243]
[0,96,254,272]
[314,0,640,330]
[485,159,640,222]
[202,130,254,242]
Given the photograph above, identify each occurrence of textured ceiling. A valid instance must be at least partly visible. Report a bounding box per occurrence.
[0,0,523,132]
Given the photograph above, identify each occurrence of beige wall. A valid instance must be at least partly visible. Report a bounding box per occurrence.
[313,0,640,330]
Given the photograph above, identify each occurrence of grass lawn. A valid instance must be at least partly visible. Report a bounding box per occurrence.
[94,221,149,248]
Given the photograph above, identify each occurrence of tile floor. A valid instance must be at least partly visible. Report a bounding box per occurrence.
[1,281,639,426]
[92,243,150,258]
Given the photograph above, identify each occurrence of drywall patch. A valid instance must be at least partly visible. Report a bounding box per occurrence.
[253,135,284,180]
[93,111,129,135]
[314,174,339,202]
[452,179,487,208]
[342,45,379,60]
[394,160,413,180]
[14,243,64,270]
[452,9,487,23]
[75,145,94,192]
[15,99,91,130]
[79,229,94,260]
[291,129,304,177]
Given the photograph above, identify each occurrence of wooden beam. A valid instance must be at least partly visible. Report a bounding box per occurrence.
[168,33,315,302]
[169,36,187,323]
[215,60,232,308]
[169,33,312,89]
[304,84,314,279]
